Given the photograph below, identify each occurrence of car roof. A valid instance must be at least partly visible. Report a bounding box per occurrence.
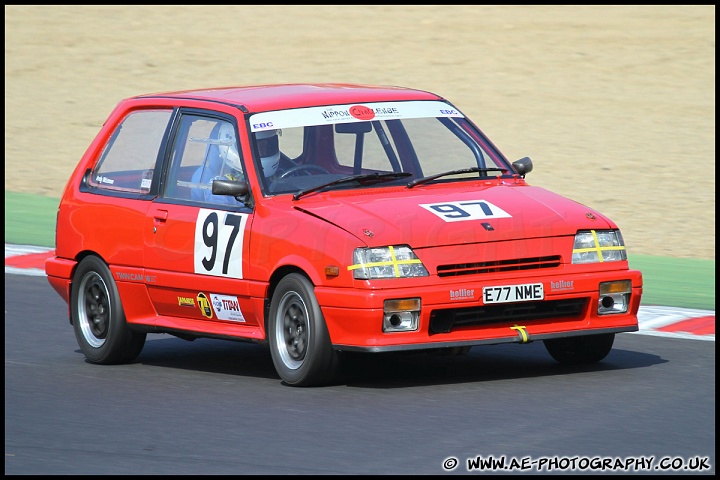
[133,83,444,113]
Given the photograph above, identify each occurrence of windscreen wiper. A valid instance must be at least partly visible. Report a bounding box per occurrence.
[406,167,508,188]
[293,172,412,200]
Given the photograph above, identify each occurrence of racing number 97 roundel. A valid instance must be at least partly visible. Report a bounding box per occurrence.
[194,209,248,279]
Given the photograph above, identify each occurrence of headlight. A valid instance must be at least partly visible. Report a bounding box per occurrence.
[572,229,627,264]
[350,245,429,279]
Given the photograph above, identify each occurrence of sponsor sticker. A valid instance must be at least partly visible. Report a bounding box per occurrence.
[349,105,375,120]
[250,100,463,131]
[211,293,246,322]
[197,292,213,319]
[550,280,574,291]
[178,296,195,307]
[450,288,475,301]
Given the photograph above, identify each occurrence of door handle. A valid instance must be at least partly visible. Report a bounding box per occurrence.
[153,209,168,222]
[152,209,168,234]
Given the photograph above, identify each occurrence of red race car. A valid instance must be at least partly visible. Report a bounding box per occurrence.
[45,83,643,386]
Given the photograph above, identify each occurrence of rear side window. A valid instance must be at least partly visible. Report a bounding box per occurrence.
[90,109,172,193]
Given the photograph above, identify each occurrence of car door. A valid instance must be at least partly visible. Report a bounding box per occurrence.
[143,112,261,333]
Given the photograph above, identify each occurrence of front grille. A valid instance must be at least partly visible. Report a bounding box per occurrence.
[436,255,561,277]
[429,298,588,334]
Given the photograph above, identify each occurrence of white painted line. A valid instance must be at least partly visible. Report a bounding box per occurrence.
[4,244,54,258]
[4,266,48,277]
[630,329,714,342]
[638,305,714,325]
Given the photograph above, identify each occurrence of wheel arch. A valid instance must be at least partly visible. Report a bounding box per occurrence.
[69,252,147,364]
[67,250,108,325]
[263,265,313,336]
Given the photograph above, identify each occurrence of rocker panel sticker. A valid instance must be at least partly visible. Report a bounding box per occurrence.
[210,293,246,322]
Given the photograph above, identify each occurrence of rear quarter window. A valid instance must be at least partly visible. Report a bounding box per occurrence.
[90,109,172,193]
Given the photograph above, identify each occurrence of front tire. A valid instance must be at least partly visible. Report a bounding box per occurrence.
[268,273,339,386]
[70,256,146,364]
[543,333,615,365]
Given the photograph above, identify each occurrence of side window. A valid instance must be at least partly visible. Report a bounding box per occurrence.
[90,109,172,193]
[164,116,245,206]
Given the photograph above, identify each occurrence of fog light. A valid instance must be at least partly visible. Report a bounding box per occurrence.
[383,298,420,332]
[598,280,631,315]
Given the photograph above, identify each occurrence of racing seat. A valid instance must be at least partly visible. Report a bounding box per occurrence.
[191,125,224,202]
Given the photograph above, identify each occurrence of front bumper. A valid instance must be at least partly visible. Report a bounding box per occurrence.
[316,269,642,352]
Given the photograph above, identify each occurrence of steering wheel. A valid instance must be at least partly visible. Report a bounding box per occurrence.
[277,164,329,179]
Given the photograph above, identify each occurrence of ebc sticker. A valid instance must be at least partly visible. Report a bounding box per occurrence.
[419,200,511,222]
[194,209,248,278]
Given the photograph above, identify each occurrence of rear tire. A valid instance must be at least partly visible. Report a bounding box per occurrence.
[544,333,615,365]
[268,273,339,386]
[70,256,146,364]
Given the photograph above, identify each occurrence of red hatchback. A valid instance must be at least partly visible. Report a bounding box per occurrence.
[46,83,643,386]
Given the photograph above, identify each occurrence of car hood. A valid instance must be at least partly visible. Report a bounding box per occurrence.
[294,183,616,248]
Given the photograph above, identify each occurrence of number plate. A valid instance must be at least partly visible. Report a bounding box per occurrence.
[482,283,544,304]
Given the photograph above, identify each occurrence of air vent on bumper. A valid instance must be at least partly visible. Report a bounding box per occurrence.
[429,298,587,334]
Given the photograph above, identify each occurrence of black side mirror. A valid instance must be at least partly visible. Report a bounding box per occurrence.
[512,157,533,177]
[212,179,253,208]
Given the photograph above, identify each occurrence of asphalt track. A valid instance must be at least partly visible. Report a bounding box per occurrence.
[5,243,714,342]
[4,271,716,475]
[5,244,715,475]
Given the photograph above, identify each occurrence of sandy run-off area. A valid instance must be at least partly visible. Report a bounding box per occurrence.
[5,5,715,259]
